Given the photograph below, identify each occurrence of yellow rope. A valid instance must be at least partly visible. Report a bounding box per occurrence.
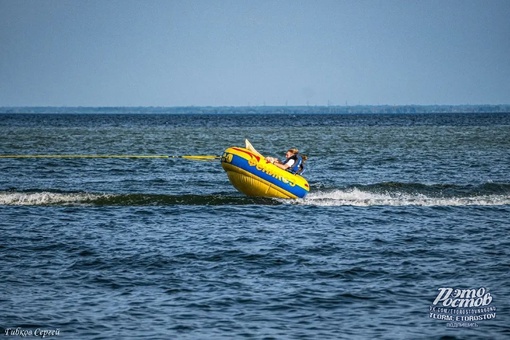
[0,154,220,160]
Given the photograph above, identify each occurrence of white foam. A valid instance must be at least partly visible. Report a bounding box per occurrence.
[2,189,509,207]
[299,188,510,207]
[0,191,106,206]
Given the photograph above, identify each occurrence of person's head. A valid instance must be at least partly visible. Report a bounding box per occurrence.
[285,148,298,158]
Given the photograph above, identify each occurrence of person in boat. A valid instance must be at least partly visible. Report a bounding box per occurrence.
[267,148,305,174]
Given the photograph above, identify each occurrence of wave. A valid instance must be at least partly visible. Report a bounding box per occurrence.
[1,182,509,207]
[0,190,278,206]
[0,191,105,206]
[300,182,510,207]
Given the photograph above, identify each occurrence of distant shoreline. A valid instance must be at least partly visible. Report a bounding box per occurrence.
[1,105,509,114]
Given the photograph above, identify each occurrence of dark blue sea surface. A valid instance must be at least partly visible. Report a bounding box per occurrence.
[1,112,509,339]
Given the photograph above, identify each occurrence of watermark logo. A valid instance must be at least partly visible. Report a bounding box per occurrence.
[429,287,497,328]
[4,327,60,338]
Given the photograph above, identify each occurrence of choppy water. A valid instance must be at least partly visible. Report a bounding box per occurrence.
[1,112,509,339]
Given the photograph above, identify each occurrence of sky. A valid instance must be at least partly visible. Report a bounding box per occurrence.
[0,0,509,107]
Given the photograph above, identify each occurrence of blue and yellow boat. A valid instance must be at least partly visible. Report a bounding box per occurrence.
[221,140,309,199]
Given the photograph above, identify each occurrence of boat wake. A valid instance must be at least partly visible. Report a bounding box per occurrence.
[1,182,509,207]
[0,190,277,206]
[299,182,510,207]
[301,188,510,207]
[0,191,105,206]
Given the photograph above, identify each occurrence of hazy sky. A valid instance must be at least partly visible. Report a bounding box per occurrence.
[1,0,509,107]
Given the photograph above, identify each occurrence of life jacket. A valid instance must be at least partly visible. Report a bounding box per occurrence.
[283,154,302,174]
[297,162,305,175]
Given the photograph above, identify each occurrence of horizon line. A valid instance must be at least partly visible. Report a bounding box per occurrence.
[2,104,510,109]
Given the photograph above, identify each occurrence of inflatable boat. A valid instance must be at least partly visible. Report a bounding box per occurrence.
[221,140,309,199]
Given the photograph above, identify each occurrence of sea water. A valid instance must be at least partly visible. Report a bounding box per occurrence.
[1,112,509,339]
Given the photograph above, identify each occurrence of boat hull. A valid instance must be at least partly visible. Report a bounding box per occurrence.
[221,147,309,199]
